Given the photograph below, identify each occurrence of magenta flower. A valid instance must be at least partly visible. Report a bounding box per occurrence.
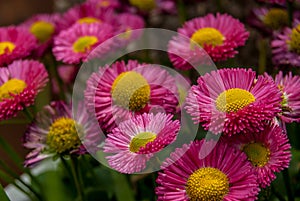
[156,140,260,201]
[185,68,282,135]
[0,26,37,66]
[222,123,291,187]
[275,71,300,123]
[58,2,117,30]
[272,21,300,67]
[114,13,145,46]
[104,112,180,174]
[53,22,114,64]
[248,7,290,35]
[23,101,101,167]
[21,13,60,56]
[168,13,249,70]
[0,60,48,121]
[85,60,179,133]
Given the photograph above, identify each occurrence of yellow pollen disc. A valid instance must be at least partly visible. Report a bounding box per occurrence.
[111,71,150,111]
[99,0,110,7]
[0,79,27,101]
[30,21,55,43]
[215,88,256,113]
[186,167,229,201]
[128,0,156,11]
[243,143,270,167]
[129,132,156,153]
[77,17,102,24]
[190,27,224,48]
[119,27,133,40]
[72,36,98,53]
[263,8,288,30]
[46,117,83,154]
[0,41,15,55]
[288,24,300,54]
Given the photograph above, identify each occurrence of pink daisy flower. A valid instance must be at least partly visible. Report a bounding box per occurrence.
[248,7,290,35]
[185,68,282,136]
[114,13,145,46]
[20,13,60,57]
[126,0,176,14]
[156,140,260,201]
[274,71,300,123]
[222,123,291,188]
[85,60,179,133]
[0,26,37,66]
[272,21,300,67]
[104,112,180,174]
[258,0,290,4]
[86,0,120,9]
[53,22,114,64]
[58,2,117,30]
[168,13,249,70]
[23,101,101,167]
[0,60,48,121]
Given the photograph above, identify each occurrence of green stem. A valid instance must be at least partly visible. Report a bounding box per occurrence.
[22,107,34,122]
[45,54,66,101]
[70,156,85,201]
[282,168,294,201]
[0,136,41,192]
[271,184,286,201]
[177,0,187,25]
[0,161,42,201]
[280,121,294,201]
[258,38,267,75]
[0,169,38,201]
[0,119,30,125]
[0,135,22,169]
[286,0,294,27]
[59,156,73,181]
[0,182,10,201]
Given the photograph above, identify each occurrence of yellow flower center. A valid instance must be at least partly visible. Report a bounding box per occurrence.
[263,8,288,30]
[111,71,150,111]
[0,79,27,101]
[129,132,156,153]
[186,167,229,201]
[129,0,156,11]
[0,41,15,55]
[46,117,83,154]
[118,27,133,40]
[243,142,270,167]
[30,21,55,43]
[98,0,110,7]
[215,88,256,113]
[190,27,224,48]
[77,17,102,24]
[288,24,300,54]
[72,36,98,53]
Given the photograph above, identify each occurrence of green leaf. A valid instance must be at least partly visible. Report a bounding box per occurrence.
[110,171,135,201]
[0,183,10,201]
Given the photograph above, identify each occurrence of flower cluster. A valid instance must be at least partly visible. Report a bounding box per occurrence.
[0,0,299,201]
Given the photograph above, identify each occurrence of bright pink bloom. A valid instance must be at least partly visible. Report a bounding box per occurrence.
[104,112,180,173]
[0,26,37,66]
[185,68,282,135]
[156,140,260,201]
[168,13,249,70]
[85,60,179,133]
[0,60,48,120]
[53,23,114,64]
[222,123,291,187]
